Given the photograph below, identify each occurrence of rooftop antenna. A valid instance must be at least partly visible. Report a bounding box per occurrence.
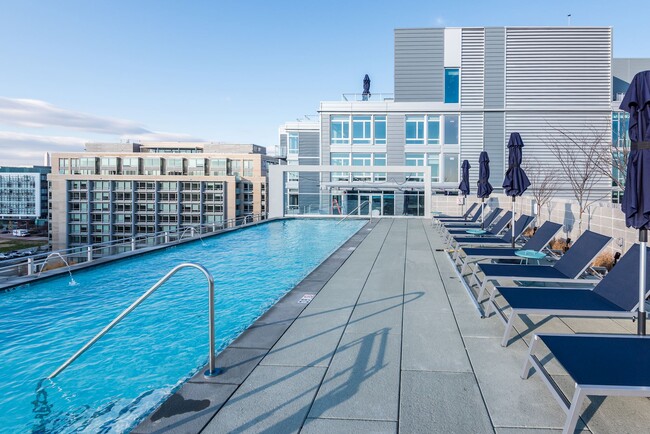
[567,14,571,26]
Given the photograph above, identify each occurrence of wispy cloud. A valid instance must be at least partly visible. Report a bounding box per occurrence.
[0,97,150,135]
[0,97,203,166]
[0,131,86,166]
[435,16,446,26]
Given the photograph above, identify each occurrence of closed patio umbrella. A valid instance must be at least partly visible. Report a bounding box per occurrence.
[477,151,494,229]
[619,70,650,335]
[459,160,471,219]
[362,74,371,101]
[502,133,531,247]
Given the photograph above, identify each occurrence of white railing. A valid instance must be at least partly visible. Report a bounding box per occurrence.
[341,93,394,102]
[0,213,267,283]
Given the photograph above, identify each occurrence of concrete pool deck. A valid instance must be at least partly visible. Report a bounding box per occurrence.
[135,218,650,433]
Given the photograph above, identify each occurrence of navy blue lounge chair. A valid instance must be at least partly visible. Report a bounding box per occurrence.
[456,221,562,274]
[436,202,478,221]
[523,333,650,434]
[487,244,649,346]
[443,207,502,230]
[445,211,512,246]
[450,214,534,252]
[472,230,611,302]
[436,205,483,226]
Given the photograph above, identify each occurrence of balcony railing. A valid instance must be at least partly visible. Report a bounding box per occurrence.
[341,93,394,102]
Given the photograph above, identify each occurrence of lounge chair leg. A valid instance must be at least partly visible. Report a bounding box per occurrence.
[520,335,539,379]
[460,259,468,275]
[501,311,516,347]
[471,266,479,287]
[477,279,488,302]
[485,289,498,316]
[563,387,587,434]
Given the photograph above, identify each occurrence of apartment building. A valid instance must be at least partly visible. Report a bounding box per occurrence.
[0,166,50,223]
[278,121,320,213]
[277,26,650,217]
[49,142,278,250]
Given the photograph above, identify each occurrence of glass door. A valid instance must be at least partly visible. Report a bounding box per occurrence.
[371,195,382,216]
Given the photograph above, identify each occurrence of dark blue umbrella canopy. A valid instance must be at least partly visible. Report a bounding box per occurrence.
[620,70,650,230]
[477,151,493,199]
[459,160,471,196]
[502,132,531,196]
[363,74,371,94]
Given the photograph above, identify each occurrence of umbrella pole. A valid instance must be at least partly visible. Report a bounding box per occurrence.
[639,228,647,335]
[481,198,485,229]
[511,196,516,248]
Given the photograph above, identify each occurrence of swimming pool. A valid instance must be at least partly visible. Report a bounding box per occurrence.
[0,219,365,433]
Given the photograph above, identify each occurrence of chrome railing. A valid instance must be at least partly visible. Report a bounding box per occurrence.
[0,213,267,282]
[337,201,370,225]
[341,93,394,102]
[48,263,220,379]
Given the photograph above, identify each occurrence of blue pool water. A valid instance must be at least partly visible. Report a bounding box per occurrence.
[0,219,365,433]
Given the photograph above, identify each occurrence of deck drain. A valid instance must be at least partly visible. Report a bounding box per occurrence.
[298,294,315,304]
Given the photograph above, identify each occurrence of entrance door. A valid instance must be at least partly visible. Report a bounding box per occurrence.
[371,195,382,216]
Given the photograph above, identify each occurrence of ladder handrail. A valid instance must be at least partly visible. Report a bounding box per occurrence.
[337,200,369,225]
[48,263,218,379]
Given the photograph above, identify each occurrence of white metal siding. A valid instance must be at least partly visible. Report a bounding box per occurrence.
[505,27,612,110]
[394,28,444,102]
[461,28,485,109]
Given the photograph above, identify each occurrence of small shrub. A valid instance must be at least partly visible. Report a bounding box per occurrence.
[592,251,616,271]
[549,237,569,252]
[523,227,536,238]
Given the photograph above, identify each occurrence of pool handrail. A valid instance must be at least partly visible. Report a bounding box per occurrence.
[47,262,220,379]
[337,201,370,225]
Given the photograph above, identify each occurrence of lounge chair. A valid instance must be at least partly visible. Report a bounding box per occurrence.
[435,202,477,220]
[522,333,650,434]
[456,221,562,275]
[487,244,648,346]
[445,211,512,246]
[450,214,534,253]
[472,230,611,302]
[442,207,502,230]
[436,205,483,228]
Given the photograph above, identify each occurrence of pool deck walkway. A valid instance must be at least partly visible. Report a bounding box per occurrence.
[135,218,650,434]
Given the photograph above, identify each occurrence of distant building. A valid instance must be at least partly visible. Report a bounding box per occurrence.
[0,166,50,222]
[49,142,278,250]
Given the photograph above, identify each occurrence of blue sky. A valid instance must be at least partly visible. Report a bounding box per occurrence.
[0,0,647,165]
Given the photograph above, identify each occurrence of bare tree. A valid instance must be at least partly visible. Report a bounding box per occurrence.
[544,123,611,234]
[524,157,559,223]
[574,121,629,191]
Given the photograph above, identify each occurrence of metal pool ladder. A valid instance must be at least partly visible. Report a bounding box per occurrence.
[48,263,220,380]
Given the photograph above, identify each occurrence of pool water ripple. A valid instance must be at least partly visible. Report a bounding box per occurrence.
[0,219,365,433]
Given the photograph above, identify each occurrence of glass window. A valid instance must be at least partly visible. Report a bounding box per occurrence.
[243,160,254,176]
[331,115,350,145]
[331,152,350,182]
[443,154,459,182]
[427,154,440,182]
[444,68,460,104]
[287,172,299,182]
[374,153,386,182]
[374,116,386,145]
[444,115,459,144]
[210,159,228,176]
[166,158,183,175]
[288,132,299,155]
[100,157,117,166]
[405,153,425,182]
[230,160,241,176]
[427,116,440,145]
[406,115,425,145]
[58,158,69,174]
[352,153,372,181]
[188,158,205,168]
[352,116,372,145]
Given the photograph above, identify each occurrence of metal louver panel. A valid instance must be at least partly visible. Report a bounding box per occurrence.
[460,112,485,183]
[505,27,612,110]
[461,28,485,108]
